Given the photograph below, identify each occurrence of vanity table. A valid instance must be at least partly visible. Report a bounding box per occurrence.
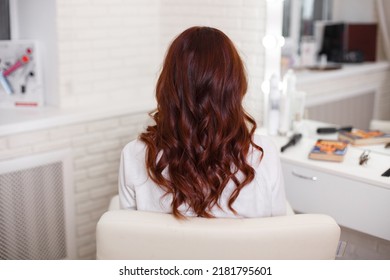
[258,120,390,241]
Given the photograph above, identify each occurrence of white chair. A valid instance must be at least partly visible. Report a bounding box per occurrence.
[96,196,340,260]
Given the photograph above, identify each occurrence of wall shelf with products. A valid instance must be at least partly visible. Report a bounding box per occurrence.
[0,0,58,108]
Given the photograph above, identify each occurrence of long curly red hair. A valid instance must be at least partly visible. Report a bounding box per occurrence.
[140,26,263,218]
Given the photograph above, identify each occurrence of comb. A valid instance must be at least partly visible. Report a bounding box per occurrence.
[382,168,390,177]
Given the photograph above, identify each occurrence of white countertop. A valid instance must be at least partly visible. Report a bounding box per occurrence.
[257,120,390,190]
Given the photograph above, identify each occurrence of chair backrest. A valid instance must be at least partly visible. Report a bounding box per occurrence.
[96,210,340,260]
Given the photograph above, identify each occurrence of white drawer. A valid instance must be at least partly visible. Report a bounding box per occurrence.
[282,162,390,241]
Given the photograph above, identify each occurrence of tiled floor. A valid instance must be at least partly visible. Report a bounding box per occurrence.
[336,226,390,260]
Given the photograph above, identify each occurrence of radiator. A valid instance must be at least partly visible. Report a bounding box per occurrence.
[306,88,376,130]
[0,150,76,260]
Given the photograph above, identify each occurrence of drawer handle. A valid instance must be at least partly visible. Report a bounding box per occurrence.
[292,170,318,181]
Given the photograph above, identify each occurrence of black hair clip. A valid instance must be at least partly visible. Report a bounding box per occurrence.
[359,150,370,166]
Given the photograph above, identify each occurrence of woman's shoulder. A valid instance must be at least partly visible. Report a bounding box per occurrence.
[121,138,147,164]
[252,134,278,153]
[122,138,146,152]
[249,134,280,167]
[120,138,148,183]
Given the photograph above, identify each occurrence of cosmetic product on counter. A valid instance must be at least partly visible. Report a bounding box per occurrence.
[300,38,317,67]
[317,126,353,134]
[0,71,13,95]
[291,90,306,134]
[0,41,44,107]
[3,55,30,77]
[267,74,280,136]
[278,69,296,136]
[281,133,302,153]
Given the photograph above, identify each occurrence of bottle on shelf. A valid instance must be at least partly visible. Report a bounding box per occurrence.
[278,69,296,136]
[267,74,281,136]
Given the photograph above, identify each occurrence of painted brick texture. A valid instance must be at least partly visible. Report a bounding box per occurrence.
[57,0,267,122]
[56,0,160,108]
[0,112,149,259]
[160,0,267,122]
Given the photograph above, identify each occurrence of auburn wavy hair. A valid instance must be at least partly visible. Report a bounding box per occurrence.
[140,26,263,218]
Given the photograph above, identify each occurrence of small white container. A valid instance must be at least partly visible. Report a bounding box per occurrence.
[267,74,280,136]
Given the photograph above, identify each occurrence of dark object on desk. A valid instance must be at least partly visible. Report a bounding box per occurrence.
[382,168,390,177]
[308,139,348,162]
[281,133,302,153]
[359,150,370,166]
[385,142,390,149]
[319,23,377,63]
[317,126,353,134]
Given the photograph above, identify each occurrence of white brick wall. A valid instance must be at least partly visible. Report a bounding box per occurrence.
[56,0,267,122]
[160,0,267,122]
[56,0,160,108]
[0,112,150,259]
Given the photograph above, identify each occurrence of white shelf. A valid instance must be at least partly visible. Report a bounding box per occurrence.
[295,61,390,85]
[0,100,154,137]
